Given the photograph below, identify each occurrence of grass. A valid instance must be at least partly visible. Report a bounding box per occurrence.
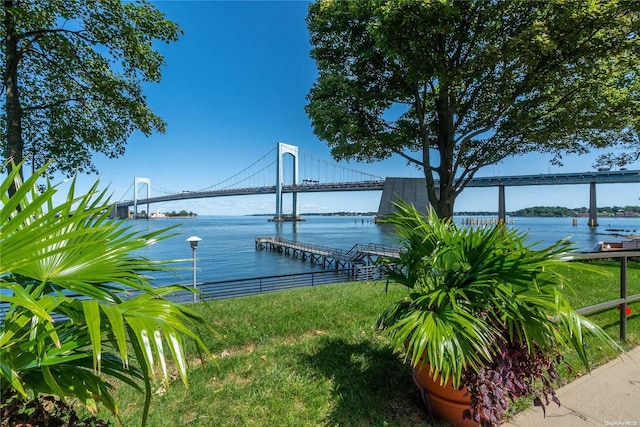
[93,260,640,427]
[561,260,640,362]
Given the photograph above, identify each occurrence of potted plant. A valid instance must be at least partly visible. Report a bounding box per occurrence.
[376,202,618,426]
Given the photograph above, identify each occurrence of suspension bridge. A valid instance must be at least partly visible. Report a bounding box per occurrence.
[113,142,640,224]
[114,143,385,221]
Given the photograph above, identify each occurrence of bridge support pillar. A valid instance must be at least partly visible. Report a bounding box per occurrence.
[134,177,151,219]
[376,177,430,219]
[589,181,598,227]
[273,142,303,222]
[498,185,506,223]
[109,203,130,219]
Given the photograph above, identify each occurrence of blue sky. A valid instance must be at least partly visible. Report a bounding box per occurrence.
[64,1,638,215]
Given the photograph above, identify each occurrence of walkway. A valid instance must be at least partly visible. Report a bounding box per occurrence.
[255,236,399,270]
[505,346,640,426]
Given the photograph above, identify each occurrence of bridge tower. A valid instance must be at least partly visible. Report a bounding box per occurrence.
[273,142,302,222]
[134,177,151,219]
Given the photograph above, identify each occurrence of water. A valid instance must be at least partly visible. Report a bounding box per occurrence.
[128,215,387,286]
[127,215,640,287]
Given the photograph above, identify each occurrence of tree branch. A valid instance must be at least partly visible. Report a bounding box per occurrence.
[28,46,94,93]
[454,164,482,195]
[22,27,95,43]
[391,147,422,167]
[457,121,497,146]
[23,97,88,112]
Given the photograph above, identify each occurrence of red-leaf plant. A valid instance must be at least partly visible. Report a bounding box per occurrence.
[461,329,569,426]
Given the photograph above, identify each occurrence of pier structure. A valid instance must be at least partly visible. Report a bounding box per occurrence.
[255,237,399,276]
[461,217,515,226]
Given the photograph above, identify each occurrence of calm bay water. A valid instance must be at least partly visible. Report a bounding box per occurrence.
[128,215,640,287]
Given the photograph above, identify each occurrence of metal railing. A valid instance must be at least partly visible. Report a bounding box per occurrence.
[2,253,637,341]
[256,237,400,264]
[193,266,383,302]
[0,266,385,323]
[256,236,354,261]
[157,251,640,342]
[346,243,400,259]
[137,266,386,304]
[566,251,639,340]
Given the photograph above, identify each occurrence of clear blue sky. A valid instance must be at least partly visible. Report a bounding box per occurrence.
[67,1,638,215]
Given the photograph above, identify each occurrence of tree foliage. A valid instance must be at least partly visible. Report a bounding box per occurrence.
[306,0,640,218]
[1,0,181,182]
[594,133,640,169]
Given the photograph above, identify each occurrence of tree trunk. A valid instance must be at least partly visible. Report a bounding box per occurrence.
[428,89,457,219]
[429,188,455,219]
[3,0,24,196]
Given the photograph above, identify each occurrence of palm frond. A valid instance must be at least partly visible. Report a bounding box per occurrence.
[1,160,213,425]
[377,201,619,389]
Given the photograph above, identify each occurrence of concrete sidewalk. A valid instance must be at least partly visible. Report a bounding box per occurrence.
[504,346,640,427]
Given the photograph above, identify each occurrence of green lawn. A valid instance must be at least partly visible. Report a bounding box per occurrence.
[96,260,640,427]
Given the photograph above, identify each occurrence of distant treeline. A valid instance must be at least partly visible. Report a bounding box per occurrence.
[251,209,640,218]
[250,212,377,217]
[455,206,640,217]
[509,206,640,217]
[305,212,377,216]
[165,210,197,217]
[454,211,499,216]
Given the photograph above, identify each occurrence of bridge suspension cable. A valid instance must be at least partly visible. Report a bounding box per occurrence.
[118,181,134,202]
[123,143,386,203]
[152,182,183,195]
[217,161,276,189]
[298,148,384,183]
[196,146,277,192]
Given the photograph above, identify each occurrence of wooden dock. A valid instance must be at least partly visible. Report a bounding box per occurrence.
[255,237,399,273]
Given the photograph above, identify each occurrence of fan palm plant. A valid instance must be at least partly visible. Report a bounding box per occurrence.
[0,161,212,426]
[376,202,618,425]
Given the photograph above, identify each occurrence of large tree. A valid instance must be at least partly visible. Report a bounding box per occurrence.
[306,0,640,218]
[1,0,180,189]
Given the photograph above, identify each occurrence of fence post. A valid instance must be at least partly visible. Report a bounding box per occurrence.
[620,256,628,341]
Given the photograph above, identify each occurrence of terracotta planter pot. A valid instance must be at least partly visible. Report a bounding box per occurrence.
[412,363,478,427]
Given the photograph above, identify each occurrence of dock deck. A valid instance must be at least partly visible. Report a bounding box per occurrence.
[255,236,399,275]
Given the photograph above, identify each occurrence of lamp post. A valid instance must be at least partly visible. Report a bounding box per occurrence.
[186,236,202,303]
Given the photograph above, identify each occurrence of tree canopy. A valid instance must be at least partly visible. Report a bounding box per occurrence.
[306,0,640,218]
[1,0,181,184]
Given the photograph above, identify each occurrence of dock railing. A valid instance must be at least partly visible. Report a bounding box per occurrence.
[255,236,354,261]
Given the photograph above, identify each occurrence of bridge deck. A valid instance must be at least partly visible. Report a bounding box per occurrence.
[255,237,399,272]
[118,169,640,208]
